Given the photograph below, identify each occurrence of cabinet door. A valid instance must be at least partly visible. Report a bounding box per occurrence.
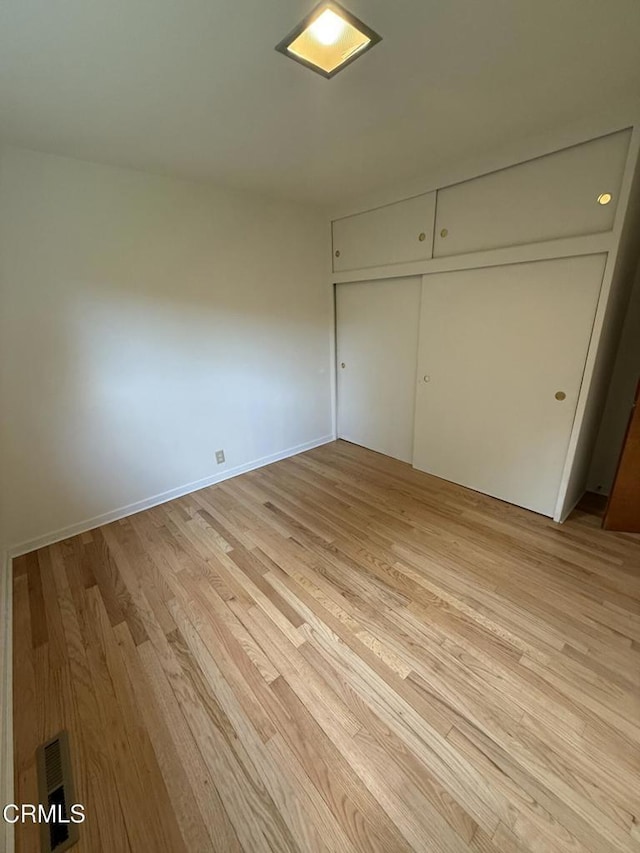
[412,255,606,516]
[332,193,435,272]
[434,130,630,258]
[336,278,421,463]
[604,381,640,532]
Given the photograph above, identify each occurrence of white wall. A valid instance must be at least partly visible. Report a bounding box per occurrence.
[588,259,640,493]
[0,147,332,555]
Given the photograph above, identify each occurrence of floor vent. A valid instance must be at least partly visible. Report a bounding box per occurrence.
[36,731,80,852]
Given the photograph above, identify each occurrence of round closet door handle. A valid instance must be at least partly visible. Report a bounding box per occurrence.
[555,391,566,401]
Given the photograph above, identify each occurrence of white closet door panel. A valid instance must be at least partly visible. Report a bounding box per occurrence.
[413,255,606,516]
[337,278,421,463]
[434,130,630,258]
[332,193,435,272]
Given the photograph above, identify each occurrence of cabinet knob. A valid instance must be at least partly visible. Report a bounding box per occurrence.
[341,362,346,369]
[597,193,612,206]
[423,375,431,383]
[555,391,566,401]
[440,228,448,238]
[335,249,341,258]
[418,232,426,242]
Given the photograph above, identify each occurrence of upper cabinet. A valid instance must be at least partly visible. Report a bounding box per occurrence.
[332,192,436,272]
[433,129,631,258]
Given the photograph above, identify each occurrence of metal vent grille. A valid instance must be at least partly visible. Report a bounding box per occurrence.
[36,731,80,852]
[44,740,64,792]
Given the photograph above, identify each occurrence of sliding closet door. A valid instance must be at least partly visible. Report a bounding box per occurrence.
[336,277,421,462]
[413,255,606,516]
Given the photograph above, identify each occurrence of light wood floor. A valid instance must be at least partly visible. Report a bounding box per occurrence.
[13,440,640,853]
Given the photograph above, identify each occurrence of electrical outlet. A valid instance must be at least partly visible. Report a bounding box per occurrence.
[215,449,225,464]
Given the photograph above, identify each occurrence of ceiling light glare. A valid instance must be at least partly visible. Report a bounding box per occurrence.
[309,9,346,45]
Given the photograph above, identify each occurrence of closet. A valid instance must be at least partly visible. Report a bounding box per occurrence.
[333,123,640,520]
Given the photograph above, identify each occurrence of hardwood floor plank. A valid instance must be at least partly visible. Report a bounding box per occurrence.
[12,571,39,853]
[165,624,300,853]
[266,733,360,853]
[51,541,130,852]
[136,636,243,853]
[113,621,215,852]
[168,589,282,744]
[35,548,67,670]
[23,551,48,649]
[298,638,479,842]
[448,723,631,853]
[172,604,362,853]
[84,585,186,852]
[269,674,414,853]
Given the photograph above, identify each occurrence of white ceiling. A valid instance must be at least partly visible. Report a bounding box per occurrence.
[1,1,640,206]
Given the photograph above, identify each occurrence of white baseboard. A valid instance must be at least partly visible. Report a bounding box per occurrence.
[7,434,335,559]
[1,552,14,853]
